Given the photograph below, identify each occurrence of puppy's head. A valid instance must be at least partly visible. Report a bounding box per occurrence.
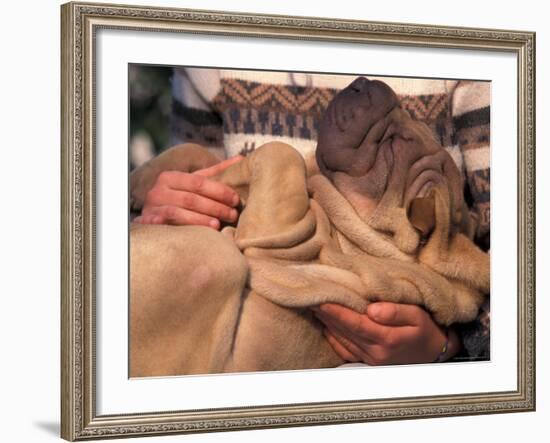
[316,77,471,248]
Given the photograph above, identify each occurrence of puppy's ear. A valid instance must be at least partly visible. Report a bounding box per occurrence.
[407,196,435,237]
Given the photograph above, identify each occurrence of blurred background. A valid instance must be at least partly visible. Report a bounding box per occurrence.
[129,64,172,169]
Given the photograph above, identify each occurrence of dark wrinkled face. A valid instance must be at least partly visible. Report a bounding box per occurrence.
[317,76,399,178]
[316,76,467,244]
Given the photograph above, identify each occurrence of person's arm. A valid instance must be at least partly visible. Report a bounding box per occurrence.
[170,67,225,157]
[449,80,491,360]
[313,302,461,365]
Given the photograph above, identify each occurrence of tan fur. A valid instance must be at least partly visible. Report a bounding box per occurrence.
[129,138,489,377]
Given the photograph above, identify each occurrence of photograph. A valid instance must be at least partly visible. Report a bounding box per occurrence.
[59,2,535,440]
[128,66,491,377]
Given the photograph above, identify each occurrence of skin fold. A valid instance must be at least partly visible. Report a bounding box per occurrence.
[129,77,489,376]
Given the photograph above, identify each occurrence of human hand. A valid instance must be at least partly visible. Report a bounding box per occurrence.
[134,156,243,229]
[312,302,460,365]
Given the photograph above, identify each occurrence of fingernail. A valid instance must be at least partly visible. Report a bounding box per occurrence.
[230,209,238,221]
[209,219,220,229]
[232,194,240,206]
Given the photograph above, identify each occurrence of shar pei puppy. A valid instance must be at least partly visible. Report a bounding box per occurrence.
[129,76,490,377]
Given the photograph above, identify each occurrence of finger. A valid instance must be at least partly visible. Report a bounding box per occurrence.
[327,326,395,366]
[318,303,392,344]
[194,155,244,177]
[159,171,240,208]
[143,205,220,229]
[323,309,422,359]
[326,322,395,366]
[327,327,370,362]
[315,310,376,346]
[323,329,361,362]
[367,302,426,327]
[318,303,363,325]
[147,189,238,223]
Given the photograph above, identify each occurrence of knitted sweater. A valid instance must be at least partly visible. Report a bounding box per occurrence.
[170,67,491,360]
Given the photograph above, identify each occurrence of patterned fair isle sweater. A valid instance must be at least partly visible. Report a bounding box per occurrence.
[170,67,490,361]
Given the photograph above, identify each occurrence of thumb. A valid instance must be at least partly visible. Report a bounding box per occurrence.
[367,302,422,327]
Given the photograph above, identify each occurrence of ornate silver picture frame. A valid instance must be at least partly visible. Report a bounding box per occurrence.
[61,1,535,440]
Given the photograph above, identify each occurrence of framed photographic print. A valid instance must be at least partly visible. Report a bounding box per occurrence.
[61,1,536,440]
